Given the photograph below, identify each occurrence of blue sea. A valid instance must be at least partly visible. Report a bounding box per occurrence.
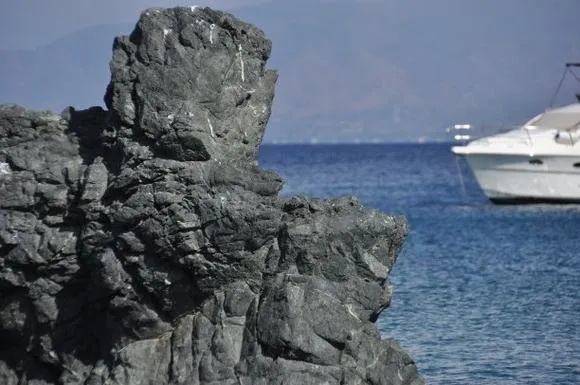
[258,143,580,385]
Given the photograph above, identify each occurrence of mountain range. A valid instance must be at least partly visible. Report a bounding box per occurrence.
[1,0,579,142]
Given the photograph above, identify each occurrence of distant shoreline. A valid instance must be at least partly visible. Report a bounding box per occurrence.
[260,141,454,146]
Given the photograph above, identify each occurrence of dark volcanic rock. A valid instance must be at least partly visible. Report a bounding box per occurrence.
[104,7,276,164]
[0,7,424,385]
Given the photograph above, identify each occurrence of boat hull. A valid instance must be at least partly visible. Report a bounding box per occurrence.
[463,153,580,203]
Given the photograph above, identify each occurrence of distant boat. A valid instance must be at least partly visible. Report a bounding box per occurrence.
[450,63,580,204]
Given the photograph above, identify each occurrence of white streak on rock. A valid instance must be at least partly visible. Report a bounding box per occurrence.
[346,304,361,321]
[238,44,245,82]
[164,278,171,286]
[190,5,198,12]
[0,162,11,175]
[209,24,215,44]
[397,370,403,381]
[167,113,175,123]
[207,117,215,138]
[163,28,171,37]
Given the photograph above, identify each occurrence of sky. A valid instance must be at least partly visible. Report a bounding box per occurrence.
[0,0,268,50]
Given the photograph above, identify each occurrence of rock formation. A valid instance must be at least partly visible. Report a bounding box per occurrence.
[0,7,423,385]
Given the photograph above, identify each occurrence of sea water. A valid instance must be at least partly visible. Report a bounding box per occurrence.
[258,143,580,385]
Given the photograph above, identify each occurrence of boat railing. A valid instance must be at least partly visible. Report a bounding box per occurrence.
[447,122,531,142]
[448,122,580,149]
[445,122,580,151]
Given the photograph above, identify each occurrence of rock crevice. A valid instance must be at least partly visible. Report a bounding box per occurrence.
[0,7,423,385]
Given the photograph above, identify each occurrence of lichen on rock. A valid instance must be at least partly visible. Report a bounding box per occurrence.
[0,7,424,385]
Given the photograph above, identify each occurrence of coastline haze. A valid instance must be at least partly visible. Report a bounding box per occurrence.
[1,0,579,143]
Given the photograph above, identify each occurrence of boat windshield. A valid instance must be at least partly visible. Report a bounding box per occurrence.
[525,104,580,130]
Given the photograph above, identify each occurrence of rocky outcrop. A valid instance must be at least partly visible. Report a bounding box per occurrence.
[0,7,423,385]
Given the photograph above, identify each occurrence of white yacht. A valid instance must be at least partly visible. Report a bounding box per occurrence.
[450,63,580,204]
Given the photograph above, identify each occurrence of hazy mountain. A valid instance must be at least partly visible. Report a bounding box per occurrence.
[0,23,128,111]
[237,0,580,142]
[1,0,579,142]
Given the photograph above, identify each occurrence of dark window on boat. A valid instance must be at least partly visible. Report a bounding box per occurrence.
[529,158,543,165]
[573,162,580,168]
